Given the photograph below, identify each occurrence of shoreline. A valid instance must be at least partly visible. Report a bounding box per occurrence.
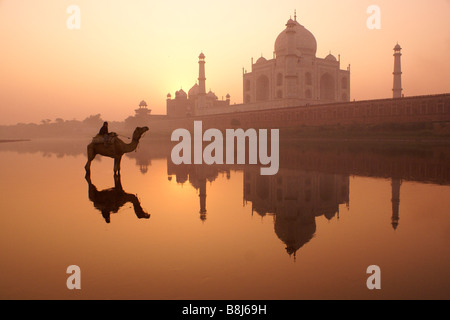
[2,135,449,145]
[279,136,450,145]
[0,139,31,143]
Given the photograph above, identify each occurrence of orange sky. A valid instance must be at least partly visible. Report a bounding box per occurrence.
[0,0,449,125]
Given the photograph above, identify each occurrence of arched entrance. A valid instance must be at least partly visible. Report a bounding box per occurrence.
[256,75,270,101]
[320,73,335,100]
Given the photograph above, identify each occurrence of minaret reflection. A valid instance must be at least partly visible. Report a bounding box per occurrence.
[391,178,402,230]
[198,178,207,222]
[244,168,350,259]
[167,160,229,221]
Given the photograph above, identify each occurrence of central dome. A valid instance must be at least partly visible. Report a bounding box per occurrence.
[275,19,317,57]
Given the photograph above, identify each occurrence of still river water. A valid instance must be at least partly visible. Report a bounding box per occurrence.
[0,138,449,300]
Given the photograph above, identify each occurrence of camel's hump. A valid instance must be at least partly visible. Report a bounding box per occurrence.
[91,133,118,144]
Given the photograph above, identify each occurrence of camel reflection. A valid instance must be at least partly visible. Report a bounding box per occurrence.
[85,174,150,224]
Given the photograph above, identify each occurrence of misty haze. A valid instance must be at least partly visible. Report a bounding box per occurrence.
[0,0,449,303]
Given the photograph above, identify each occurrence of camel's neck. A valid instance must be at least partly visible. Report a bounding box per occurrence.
[124,193,141,207]
[121,138,140,153]
[124,193,147,218]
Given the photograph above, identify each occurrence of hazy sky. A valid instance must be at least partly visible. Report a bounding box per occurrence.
[0,0,449,125]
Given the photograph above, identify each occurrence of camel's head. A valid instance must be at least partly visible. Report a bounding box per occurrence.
[133,126,149,141]
[137,210,151,220]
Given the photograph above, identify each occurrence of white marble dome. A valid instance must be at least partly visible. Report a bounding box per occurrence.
[275,19,317,57]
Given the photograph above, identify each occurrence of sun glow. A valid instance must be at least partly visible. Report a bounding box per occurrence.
[0,0,449,125]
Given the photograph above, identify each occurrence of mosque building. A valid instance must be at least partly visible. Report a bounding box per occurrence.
[166,52,231,118]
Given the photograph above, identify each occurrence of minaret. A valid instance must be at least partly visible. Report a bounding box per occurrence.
[391,178,402,230]
[393,43,403,98]
[285,18,298,98]
[197,52,207,110]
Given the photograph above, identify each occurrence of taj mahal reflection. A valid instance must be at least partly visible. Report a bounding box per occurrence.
[243,168,349,258]
[165,159,352,257]
[163,161,406,258]
[119,140,443,259]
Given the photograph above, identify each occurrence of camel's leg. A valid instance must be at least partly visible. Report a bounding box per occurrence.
[114,156,122,175]
[85,145,96,174]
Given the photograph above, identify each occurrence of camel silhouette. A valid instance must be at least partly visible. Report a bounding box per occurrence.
[85,126,149,175]
[85,173,150,224]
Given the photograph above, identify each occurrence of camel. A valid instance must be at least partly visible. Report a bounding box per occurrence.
[85,173,150,224]
[85,126,149,175]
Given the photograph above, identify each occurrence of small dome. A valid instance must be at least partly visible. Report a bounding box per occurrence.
[286,18,296,26]
[139,100,148,107]
[207,90,218,100]
[325,53,337,61]
[256,56,267,64]
[394,43,402,51]
[199,52,205,59]
[188,83,199,98]
[167,93,172,98]
[275,19,317,57]
[175,89,187,99]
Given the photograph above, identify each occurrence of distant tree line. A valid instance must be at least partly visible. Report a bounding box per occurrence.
[0,114,129,140]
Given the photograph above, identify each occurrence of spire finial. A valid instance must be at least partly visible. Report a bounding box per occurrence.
[294,9,297,21]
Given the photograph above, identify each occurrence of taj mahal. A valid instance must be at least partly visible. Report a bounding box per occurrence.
[131,12,447,131]
[166,13,351,118]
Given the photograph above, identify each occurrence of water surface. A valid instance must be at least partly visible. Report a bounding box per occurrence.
[0,139,449,300]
